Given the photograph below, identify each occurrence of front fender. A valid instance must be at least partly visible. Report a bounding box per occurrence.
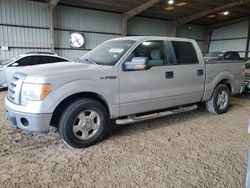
[39,79,119,117]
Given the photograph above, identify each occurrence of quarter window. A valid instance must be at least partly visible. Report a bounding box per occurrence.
[171,41,198,65]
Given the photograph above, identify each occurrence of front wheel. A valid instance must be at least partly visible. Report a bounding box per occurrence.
[58,98,109,148]
[206,84,230,114]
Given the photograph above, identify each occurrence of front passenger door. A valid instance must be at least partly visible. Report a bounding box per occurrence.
[119,40,171,116]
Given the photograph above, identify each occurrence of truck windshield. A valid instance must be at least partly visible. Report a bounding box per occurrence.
[79,40,136,66]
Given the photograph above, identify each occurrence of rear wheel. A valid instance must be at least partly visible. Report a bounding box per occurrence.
[58,98,109,148]
[206,84,230,114]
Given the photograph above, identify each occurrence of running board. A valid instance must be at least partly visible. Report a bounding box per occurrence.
[116,105,198,125]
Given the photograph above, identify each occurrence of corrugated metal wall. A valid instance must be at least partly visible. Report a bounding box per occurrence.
[1,0,207,61]
[209,21,249,57]
[176,24,206,53]
[128,17,172,36]
[128,17,206,53]
[0,0,50,60]
[54,5,121,60]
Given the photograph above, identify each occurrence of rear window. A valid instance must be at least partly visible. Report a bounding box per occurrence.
[223,52,240,60]
[171,41,198,65]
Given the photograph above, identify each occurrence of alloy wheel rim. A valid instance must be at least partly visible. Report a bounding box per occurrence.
[72,110,101,140]
[217,90,228,110]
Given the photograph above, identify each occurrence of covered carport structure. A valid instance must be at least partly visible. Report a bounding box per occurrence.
[2,0,250,60]
[45,0,250,57]
[1,1,250,187]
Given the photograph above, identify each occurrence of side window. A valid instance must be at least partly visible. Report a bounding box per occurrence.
[37,56,66,64]
[171,41,198,65]
[223,52,232,60]
[128,40,167,67]
[232,52,240,60]
[55,57,68,62]
[14,56,37,66]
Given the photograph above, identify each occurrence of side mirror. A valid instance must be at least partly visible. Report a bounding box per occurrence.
[125,57,149,71]
[11,63,19,67]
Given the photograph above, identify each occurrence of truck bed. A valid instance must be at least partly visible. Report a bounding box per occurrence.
[203,60,245,101]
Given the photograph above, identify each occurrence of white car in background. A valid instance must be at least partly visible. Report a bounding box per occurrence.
[0,52,70,88]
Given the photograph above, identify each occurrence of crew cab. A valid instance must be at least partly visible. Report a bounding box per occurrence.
[5,36,245,148]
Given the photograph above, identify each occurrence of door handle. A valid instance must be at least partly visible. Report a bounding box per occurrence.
[197,69,204,76]
[165,71,174,79]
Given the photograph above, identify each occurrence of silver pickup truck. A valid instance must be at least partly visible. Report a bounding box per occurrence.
[5,36,245,148]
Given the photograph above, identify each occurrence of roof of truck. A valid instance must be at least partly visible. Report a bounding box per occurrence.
[110,36,196,43]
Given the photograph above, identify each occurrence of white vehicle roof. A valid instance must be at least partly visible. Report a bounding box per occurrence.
[110,36,196,43]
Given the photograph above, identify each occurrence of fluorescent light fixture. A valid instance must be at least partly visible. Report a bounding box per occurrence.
[219,11,230,16]
[208,14,216,18]
[176,2,187,7]
[168,0,174,5]
[165,6,175,10]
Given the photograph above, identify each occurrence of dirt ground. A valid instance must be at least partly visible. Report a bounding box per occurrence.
[0,91,250,188]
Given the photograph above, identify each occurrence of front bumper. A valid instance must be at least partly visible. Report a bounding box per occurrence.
[5,98,52,133]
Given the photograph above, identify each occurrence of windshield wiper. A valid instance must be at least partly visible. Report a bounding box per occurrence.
[82,58,99,65]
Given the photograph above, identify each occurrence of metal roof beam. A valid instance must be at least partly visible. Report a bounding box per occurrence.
[48,0,60,52]
[174,0,250,26]
[49,0,60,7]
[123,0,161,20]
[122,0,161,36]
[208,16,250,30]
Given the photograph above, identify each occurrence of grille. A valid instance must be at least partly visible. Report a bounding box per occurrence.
[7,72,26,104]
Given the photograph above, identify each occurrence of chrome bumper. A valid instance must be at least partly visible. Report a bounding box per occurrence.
[5,99,52,133]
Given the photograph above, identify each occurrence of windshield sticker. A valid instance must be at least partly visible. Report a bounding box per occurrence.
[109,48,124,53]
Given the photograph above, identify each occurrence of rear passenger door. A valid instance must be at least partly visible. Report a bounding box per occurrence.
[166,40,205,103]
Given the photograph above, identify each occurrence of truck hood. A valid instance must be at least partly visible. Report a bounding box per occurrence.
[18,61,105,76]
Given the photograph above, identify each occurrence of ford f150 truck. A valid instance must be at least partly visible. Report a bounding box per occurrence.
[5,36,245,148]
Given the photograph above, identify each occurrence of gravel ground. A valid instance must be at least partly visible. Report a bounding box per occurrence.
[0,91,250,188]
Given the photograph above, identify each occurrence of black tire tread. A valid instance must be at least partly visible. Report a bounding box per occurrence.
[206,84,230,115]
[58,98,109,148]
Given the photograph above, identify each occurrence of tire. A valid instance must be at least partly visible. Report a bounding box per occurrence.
[206,84,230,114]
[58,98,109,148]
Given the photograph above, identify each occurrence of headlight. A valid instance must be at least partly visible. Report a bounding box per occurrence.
[21,83,51,105]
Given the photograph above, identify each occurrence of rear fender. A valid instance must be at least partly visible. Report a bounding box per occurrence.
[203,71,233,101]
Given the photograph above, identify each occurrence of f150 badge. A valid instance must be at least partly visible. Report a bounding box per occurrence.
[100,76,117,80]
